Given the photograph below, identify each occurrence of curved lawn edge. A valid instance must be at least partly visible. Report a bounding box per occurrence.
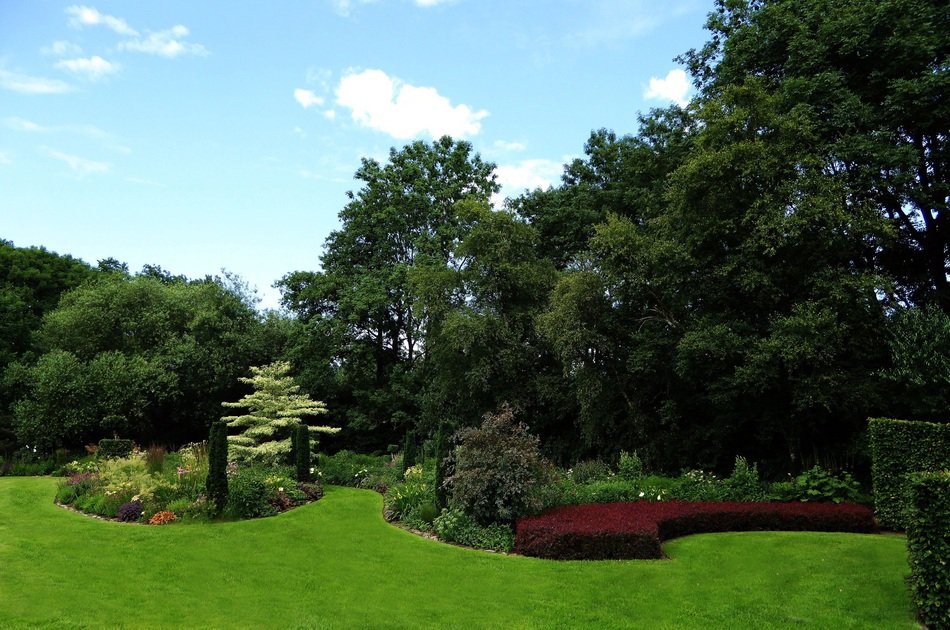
[516,500,877,560]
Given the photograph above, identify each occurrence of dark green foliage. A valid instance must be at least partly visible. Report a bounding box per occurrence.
[293,424,311,482]
[905,470,950,630]
[226,466,278,519]
[315,450,401,491]
[617,451,645,481]
[768,466,862,505]
[432,508,515,552]
[869,418,950,529]
[401,431,417,475]
[445,405,552,525]
[721,457,766,502]
[97,439,133,459]
[206,422,228,513]
[569,459,612,484]
[433,423,449,510]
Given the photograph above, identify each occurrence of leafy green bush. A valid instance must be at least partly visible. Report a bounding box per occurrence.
[869,417,950,529]
[570,459,612,484]
[97,439,133,459]
[721,456,767,502]
[768,466,860,504]
[226,465,278,519]
[384,464,434,521]
[445,405,552,525]
[433,508,515,552]
[617,451,644,481]
[669,470,724,501]
[905,470,950,630]
[316,450,400,490]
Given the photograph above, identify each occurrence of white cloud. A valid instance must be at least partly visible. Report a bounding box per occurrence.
[493,158,564,207]
[294,88,324,109]
[39,147,110,175]
[493,139,526,152]
[55,56,120,80]
[335,69,487,140]
[0,69,72,94]
[41,41,83,57]
[5,117,49,133]
[66,5,138,36]
[0,152,11,166]
[414,0,451,6]
[644,69,690,107]
[120,26,208,58]
[323,109,337,121]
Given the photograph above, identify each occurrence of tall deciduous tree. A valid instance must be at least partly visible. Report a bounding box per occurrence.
[279,136,498,450]
[222,361,337,464]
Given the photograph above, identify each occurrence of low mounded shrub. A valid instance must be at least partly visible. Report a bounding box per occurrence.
[570,459,612,484]
[515,500,876,560]
[869,417,950,529]
[226,466,278,519]
[97,439,134,459]
[433,508,515,552]
[446,405,552,525]
[117,501,143,522]
[905,471,950,629]
[148,511,177,525]
[316,450,399,490]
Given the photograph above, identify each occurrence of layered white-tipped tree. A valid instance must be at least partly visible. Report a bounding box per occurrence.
[221,361,338,464]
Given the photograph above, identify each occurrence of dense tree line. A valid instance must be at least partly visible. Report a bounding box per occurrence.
[3,0,946,476]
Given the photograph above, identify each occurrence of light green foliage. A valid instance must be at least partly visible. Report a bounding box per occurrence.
[223,361,337,465]
[384,463,434,523]
[617,451,645,481]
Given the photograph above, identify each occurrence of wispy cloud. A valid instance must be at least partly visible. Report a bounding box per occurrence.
[0,69,72,95]
[5,117,49,133]
[565,0,700,48]
[41,40,83,57]
[120,25,208,58]
[55,56,120,80]
[335,68,487,139]
[493,140,526,152]
[294,88,324,109]
[0,152,11,166]
[39,147,111,175]
[644,69,690,107]
[66,5,138,36]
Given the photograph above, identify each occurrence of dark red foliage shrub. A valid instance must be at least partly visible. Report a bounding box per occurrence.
[116,501,143,522]
[515,501,876,560]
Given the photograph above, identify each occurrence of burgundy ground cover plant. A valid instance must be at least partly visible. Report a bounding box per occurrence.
[515,501,876,560]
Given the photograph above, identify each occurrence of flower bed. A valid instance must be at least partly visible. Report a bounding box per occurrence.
[515,501,876,560]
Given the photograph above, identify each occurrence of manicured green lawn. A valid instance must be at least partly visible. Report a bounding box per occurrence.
[0,477,915,629]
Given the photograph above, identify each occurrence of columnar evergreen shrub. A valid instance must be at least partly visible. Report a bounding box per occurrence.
[206,421,228,513]
[434,423,449,510]
[906,471,950,629]
[402,430,417,475]
[869,418,950,528]
[294,423,311,482]
[97,438,133,459]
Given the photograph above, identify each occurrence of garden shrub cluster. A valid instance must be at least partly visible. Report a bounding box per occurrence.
[55,443,323,524]
[97,439,134,459]
[869,417,950,529]
[515,501,876,560]
[315,450,401,492]
[905,470,950,630]
[433,508,515,552]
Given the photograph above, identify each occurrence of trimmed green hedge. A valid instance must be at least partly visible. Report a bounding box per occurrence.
[906,471,950,630]
[868,418,950,529]
[97,438,133,459]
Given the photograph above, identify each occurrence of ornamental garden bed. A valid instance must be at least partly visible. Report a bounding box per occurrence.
[515,500,876,560]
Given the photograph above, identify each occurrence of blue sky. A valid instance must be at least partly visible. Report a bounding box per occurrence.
[1,0,708,309]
